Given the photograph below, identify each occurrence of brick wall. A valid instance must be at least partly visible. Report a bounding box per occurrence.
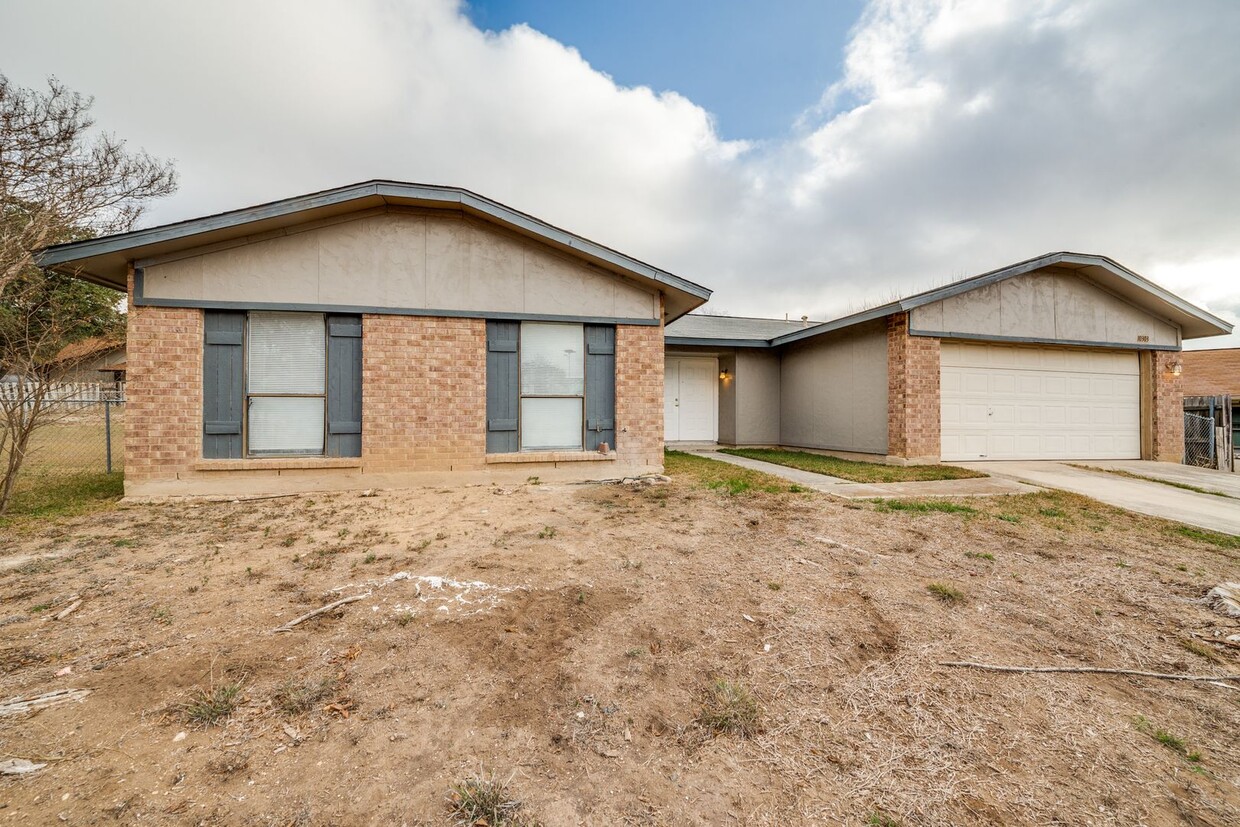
[361,315,488,472]
[126,307,662,486]
[887,312,941,461]
[1149,350,1184,463]
[615,323,665,468]
[1181,348,1240,397]
[126,275,203,482]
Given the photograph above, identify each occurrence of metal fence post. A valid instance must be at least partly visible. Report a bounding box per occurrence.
[104,399,113,474]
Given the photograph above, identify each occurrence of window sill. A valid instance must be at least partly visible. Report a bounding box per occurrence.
[485,451,617,464]
[192,457,363,472]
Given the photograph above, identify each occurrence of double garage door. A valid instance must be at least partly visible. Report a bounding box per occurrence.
[941,342,1140,461]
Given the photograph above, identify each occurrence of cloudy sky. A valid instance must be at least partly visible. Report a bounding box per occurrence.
[2,0,1237,346]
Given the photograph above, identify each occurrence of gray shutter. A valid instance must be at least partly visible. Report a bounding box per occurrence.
[327,315,363,458]
[584,325,616,451]
[203,311,245,459]
[486,320,519,453]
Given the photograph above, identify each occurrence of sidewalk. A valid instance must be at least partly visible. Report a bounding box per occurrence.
[696,450,1040,499]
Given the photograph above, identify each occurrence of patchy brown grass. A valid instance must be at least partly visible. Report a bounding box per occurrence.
[720,447,987,483]
[0,457,1237,825]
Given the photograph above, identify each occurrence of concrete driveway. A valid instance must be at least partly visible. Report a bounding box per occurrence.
[960,460,1240,535]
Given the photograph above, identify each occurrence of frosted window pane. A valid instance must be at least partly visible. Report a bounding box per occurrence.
[248,312,325,394]
[520,398,582,451]
[520,323,583,395]
[248,397,324,455]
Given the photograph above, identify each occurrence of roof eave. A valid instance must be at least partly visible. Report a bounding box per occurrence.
[769,251,1233,346]
[35,180,712,317]
[664,336,773,348]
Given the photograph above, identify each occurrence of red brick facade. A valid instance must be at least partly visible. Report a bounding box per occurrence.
[361,315,488,473]
[125,291,203,483]
[887,312,941,462]
[123,305,664,492]
[1148,350,1184,463]
[615,323,665,468]
[1180,348,1240,397]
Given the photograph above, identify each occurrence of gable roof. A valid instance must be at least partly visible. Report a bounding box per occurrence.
[665,314,821,347]
[36,180,712,322]
[50,335,125,365]
[764,252,1230,346]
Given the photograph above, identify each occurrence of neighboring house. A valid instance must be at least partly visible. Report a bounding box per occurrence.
[1181,348,1239,470]
[38,181,711,495]
[1182,348,1240,398]
[49,336,127,383]
[665,253,1232,464]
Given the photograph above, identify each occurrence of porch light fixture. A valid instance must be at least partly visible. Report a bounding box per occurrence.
[1170,361,1183,376]
[719,369,730,381]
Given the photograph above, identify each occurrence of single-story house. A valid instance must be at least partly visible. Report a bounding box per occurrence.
[37,181,711,495]
[665,253,1232,463]
[49,335,127,383]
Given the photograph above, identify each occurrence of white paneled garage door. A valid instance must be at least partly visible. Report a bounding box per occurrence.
[941,342,1140,461]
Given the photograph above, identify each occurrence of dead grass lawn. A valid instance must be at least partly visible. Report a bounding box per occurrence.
[0,457,1237,825]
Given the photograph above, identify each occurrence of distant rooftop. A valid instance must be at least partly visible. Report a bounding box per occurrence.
[665,314,819,344]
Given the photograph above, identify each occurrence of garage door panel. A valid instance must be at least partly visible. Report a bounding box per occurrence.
[941,343,1140,461]
[1042,405,1066,424]
[962,372,990,394]
[990,404,1017,425]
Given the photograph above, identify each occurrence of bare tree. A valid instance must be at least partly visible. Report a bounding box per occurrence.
[0,74,176,512]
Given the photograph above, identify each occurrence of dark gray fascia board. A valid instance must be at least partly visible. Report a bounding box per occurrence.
[36,179,712,304]
[768,251,1232,347]
[909,329,1180,351]
[663,336,772,348]
[37,181,385,266]
[1052,252,1232,335]
[136,296,660,327]
[768,304,896,347]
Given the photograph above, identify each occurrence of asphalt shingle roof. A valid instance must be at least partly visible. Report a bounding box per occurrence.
[664,314,819,342]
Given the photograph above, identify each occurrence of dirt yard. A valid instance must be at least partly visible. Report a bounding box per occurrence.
[1,458,1238,826]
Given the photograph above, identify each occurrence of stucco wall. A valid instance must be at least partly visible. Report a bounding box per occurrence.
[141,209,660,321]
[910,268,1180,348]
[780,319,888,454]
[734,350,781,444]
[717,352,737,444]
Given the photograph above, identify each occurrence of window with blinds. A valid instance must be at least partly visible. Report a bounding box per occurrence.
[246,312,326,456]
[519,322,584,450]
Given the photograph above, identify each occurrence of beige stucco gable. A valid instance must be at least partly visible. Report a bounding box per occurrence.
[909,268,1180,348]
[140,208,660,321]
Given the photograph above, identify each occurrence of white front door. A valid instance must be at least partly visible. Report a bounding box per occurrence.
[941,342,1141,461]
[664,357,718,442]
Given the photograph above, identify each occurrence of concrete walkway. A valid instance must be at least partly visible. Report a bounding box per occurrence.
[960,460,1240,536]
[695,450,1040,499]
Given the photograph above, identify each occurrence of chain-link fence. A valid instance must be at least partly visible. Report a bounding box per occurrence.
[1,382,125,478]
[1184,411,1215,468]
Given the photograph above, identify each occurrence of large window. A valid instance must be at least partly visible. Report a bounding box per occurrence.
[485,319,617,456]
[520,322,584,451]
[203,309,362,460]
[247,312,327,456]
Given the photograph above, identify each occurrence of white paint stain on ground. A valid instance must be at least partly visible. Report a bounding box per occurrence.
[331,571,524,620]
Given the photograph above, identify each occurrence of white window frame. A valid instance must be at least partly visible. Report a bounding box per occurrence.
[518,321,585,452]
[244,311,328,458]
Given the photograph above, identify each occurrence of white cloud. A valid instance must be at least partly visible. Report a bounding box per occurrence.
[1,0,1237,345]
